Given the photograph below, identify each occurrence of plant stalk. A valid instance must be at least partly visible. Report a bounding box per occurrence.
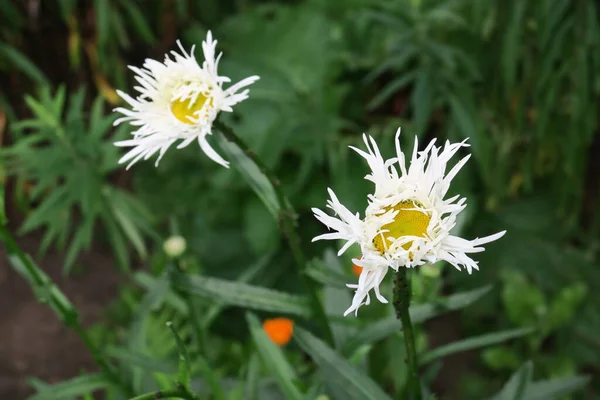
[393,268,422,400]
[215,120,334,346]
[0,223,134,397]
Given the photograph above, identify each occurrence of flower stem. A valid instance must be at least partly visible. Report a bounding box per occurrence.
[0,223,134,397]
[393,268,422,400]
[215,120,334,346]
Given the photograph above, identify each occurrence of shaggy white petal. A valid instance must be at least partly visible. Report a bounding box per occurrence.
[113,31,259,169]
[312,128,505,316]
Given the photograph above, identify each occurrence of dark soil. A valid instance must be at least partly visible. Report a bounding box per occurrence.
[0,211,123,399]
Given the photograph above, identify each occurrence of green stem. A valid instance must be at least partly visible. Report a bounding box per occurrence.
[215,120,334,346]
[393,268,422,400]
[169,262,206,354]
[129,387,197,400]
[0,223,134,397]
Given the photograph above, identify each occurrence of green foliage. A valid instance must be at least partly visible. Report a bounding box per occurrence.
[1,0,599,399]
[1,86,154,271]
[246,313,303,400]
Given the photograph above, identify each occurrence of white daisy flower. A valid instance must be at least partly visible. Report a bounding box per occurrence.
[113,31,259,169]
[312,128,506,316]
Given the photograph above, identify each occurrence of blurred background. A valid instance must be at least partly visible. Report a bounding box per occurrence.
[0,0,599,399]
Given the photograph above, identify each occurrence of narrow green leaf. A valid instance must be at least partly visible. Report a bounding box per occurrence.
[24,96,57,128]
[215,130,280,218]
[342,286,492,354]
[243,353,260,400]
[121,1,155,43]
[420,327,534,365]
[489,361,533,400]
[523,376,590,400]
[246,313,302,400]
[294,327,392,400]
[28,373,109,400]
[196,356,227,400]
[367,72,416,110]
[112,205,147,259]
[502,1,527,95]
[166,321,192,389]
[105,347,175,373]
[0,41,49,85]
[1,234,78,326]
[172,272,311,317]
[94,0,111,47]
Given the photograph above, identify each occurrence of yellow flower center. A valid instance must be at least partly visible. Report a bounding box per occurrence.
[170,95,210,124]
[373,201,431,254]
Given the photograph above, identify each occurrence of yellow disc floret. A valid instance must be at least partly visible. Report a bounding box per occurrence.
[373,201,431,254]
[170,94,209,124]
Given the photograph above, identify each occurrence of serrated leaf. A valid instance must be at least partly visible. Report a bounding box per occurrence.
[246,313,303,400]
[489,361,533,400]
[27,373,109,400]
[172,272,311,317]
[420,327,534,365]
[523,376,590,400]
[166,321,192,389]
[294,327,392,400]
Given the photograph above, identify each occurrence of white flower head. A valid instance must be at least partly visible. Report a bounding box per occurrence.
[113,31,259,169]
[312,128,506,316]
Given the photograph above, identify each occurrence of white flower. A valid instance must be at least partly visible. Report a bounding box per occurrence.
[312,128,506,316]
[113,31,259,169]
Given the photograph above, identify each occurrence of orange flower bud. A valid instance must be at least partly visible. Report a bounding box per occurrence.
[263,318,294,346]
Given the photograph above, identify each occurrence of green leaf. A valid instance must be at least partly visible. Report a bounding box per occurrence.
[367,72,416,110]
[294,327,392,400]
[172,272,311,317]
[194,355,227,400]
[0,231,78,326]
[111,205,147,259]
[246,313,303,400]
[27,373,110,400]
[121,1,155,43]
[166,321,192,389]
[215,130,280,218]
[523,376,590,400]
[0,41,49,85]
[420,327,534,365]
[243,353,260,400]
[105,347,175,373]
[94,0,111,47]
[342,286,492,354]
[502,1,527,95]
[489,361,533,400]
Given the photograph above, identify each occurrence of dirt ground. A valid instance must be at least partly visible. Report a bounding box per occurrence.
[0,210,123,399]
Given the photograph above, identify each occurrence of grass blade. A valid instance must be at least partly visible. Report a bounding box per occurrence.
[172,272,311,317]
[420,327,534,365]
[246,313,303,400]
[294,326,392,400]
